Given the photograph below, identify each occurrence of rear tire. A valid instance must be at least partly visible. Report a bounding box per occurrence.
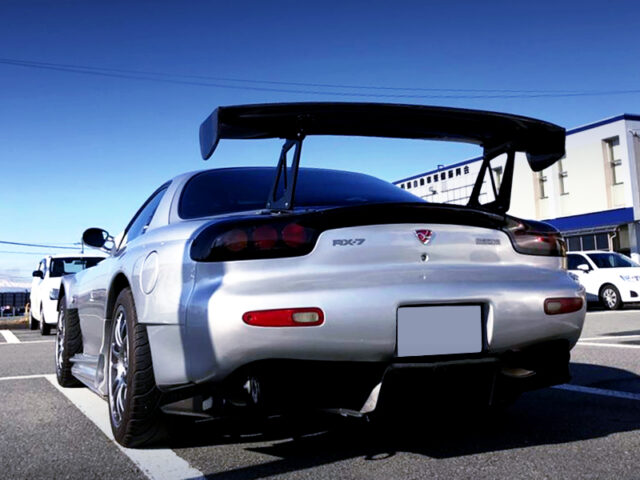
[108,288,163,448]
[29,312,38,330]
[40,308,51,335]
[55,298,82,387]
[600,284,622,310]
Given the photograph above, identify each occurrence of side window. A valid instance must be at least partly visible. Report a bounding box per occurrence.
[567,255,583,270]
[120,186,168,248]
[569,255,590,270]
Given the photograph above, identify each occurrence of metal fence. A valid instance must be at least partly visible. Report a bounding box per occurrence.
[0,291,30,317]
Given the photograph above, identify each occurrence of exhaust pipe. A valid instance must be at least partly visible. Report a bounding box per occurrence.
[243,376,262,406]
[500,367,536,379]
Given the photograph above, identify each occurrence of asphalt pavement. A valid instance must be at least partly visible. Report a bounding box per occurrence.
[1,310,640,479]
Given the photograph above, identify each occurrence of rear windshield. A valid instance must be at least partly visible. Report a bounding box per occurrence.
[179,168,423,219]
[50,257,104,278]
[586,253,639,269]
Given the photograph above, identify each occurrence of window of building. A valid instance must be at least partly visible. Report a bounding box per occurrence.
[582,235,595,250]
[566,233,611,252]
[605,136,623,185]
[492,166,503,190]
[455,168,461,176]
[413,180,418,188]
[400,184,405,189]
[596,233,609,249]
[440,172,446,180]
[463,166,469,174]
[557,159,568,195]
[433,175,438,182]
[567,237,581,251]
[447,170,452,179]
[427,176,431,184]
[419,178,425,186]
[538,173,548,199]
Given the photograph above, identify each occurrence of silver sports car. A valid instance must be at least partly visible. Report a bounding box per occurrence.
[55,103,585,447]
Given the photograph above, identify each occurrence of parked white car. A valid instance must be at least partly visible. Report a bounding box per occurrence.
[567,251,640,310]
[30,254,105,334]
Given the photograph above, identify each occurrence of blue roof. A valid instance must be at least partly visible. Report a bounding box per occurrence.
[567,113,640,135]
[395,113,640,185]
[543,207,634,232]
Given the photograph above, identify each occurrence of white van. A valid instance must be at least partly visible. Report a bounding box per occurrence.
[30,255,105,334]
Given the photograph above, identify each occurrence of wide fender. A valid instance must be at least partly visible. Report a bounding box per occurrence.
[58,274,79,311]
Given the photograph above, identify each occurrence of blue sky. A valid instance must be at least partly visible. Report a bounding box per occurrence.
[1,0,639,281]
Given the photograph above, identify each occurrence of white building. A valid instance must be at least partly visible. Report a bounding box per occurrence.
[395,114,640,259]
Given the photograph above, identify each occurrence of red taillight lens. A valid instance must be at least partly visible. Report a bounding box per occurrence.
[242,308,324,327]
[253,225,278,250]
[192,219,319,262]
[222,229,248,252]
[544,297,583,315]
[504,219,566,256]
[282,223,307,247]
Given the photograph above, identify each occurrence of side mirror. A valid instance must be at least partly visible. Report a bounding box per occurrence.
[32,270,44,279]
[577,264,591,272]
[82,228,113,250]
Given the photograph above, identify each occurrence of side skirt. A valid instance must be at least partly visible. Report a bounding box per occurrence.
[70,353,105,397]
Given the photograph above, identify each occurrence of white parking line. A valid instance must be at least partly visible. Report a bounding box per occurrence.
[0,373,49,382]
[45,375,205,480]
[0,330,21,343]
[586,310,634,315]
[580,335,640,341]
[0,339,54,346]
[554,384,640,402]
[577,342,640,349]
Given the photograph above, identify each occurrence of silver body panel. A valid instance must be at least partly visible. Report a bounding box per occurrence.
[60,169,585,396]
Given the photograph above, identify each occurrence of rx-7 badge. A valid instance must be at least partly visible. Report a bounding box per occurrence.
[415,229,433,245]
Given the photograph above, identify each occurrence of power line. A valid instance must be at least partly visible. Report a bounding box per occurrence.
[0,240,78,250]
[0,250,75,256]
[2,57,640,99]
[0,57,582,93]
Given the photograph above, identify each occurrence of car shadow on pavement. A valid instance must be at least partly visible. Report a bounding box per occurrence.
[600,328,640,337]
[163,363,640,480]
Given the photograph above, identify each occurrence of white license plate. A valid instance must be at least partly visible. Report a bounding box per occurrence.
[397,305,482,357]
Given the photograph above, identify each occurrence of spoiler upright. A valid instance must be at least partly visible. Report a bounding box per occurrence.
[199,102,566,212]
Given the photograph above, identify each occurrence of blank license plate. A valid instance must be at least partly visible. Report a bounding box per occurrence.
[397,305,482,357]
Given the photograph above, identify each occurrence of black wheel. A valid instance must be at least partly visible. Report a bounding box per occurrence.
[55,298,82,387]
[108,288,163,448]
[600,284,622,310]
[40,308,51,336]
[28,312,38,330]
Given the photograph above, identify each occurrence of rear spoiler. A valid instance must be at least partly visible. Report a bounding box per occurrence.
[199,102,565,212]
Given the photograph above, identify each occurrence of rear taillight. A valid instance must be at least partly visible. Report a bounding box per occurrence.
[544,297,583,315]
[191,219,318,262]
[253,225,278,250]
[243,308,324,327]
[503,218,566,257]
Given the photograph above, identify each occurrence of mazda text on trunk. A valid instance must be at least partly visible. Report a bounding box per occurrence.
[54,103,585,447]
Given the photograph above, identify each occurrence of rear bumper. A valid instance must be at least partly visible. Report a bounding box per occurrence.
[148,267,585,389]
